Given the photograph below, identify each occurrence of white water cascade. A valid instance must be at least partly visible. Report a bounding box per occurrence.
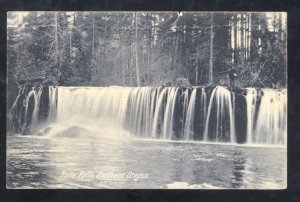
[48,86,57,122]
[254,89,287,145]
[162,88,179,139]
[126,87,157,137]
[245,88,257,144]
[203,86,236,143]
[183,88,197,140]
[55,86,131,127]
[9,85,287,145]
[151,88,169,138]
[200,88,207,132]
[23,87,43,131]
[181,88,190,138]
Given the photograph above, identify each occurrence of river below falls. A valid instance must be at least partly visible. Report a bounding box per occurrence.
[7,132,286,189]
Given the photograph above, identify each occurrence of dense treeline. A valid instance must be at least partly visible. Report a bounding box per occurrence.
[7,12,286,89]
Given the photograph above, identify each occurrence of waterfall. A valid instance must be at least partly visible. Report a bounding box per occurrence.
[181,88,190,138]
[200,87,207,132]
[203,86,236,143]
[151,88,168,138]
[254,89,287,145]
[126,87,154,137]
[162,88,179,139]
[183,88,197,140]
[9,85,287,145]
[48,86,57,122]
[55,86,131,126]
[23,87,43,132]
[245,88,257,144]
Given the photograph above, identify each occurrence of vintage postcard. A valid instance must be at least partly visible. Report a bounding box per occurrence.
[7,11,287,189]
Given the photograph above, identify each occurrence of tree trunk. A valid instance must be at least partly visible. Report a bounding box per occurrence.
[278,13,283,40]
[258,14,262,55]
[246,13,249,58]
[176,33,181,79]
[248,13,251,59]
[69,13,74,68]
[147,14,152,85]
[209,12,214,84]
[230,16,234,64]
[122,63,125,86]
[195,48,199,84]
[129,45,133,86]
[92,14,95,64]
[250,13,258,59]
[54,12,59,76]
[96,37,101,77]
[69,31,72,61]
[234,14,238,68]
[135,13,141,86]
[241,14,245,68]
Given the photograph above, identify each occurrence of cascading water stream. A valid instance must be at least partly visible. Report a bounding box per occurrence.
[200,87,207,132]
[183,88,197,140]
[48,86,57,123]
[151,88,168,138]
[181,88,190,138]
[23,87,43,132]
[203,86,236,143]
[126,87,154,137]
[245,88,257,144]
[162,88,179,139]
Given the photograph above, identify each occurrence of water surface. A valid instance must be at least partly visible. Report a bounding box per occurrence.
[7,132,286,189]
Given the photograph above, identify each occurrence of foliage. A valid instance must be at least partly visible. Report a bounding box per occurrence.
[7,12,287,89]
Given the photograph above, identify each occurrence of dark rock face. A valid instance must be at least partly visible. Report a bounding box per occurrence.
[234,92,247,143]
[8,86,30,134]
[8,85,50,134]
[172,89,183,140]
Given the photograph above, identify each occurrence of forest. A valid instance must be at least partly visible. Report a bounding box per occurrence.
[7,12,287,91]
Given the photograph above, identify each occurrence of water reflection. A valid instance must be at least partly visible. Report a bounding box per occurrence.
[230,151,246,188]
[7,136,286,189]
[7,137,53,188]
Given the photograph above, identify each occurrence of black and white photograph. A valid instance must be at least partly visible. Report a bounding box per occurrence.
[6,11,287,189]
